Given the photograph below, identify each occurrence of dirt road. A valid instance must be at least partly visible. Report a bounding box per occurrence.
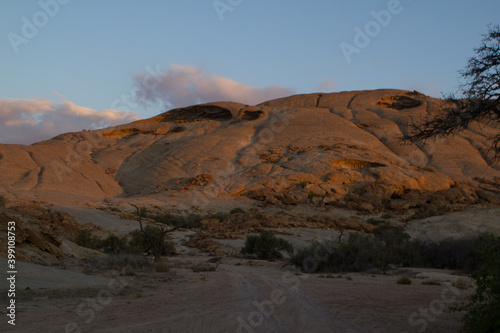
[1,258,470,333]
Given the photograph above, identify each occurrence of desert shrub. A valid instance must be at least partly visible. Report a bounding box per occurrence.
[450,233,500,333]
[180,213,203,228]
[129,226,175,256]
[134,206,148,218]
[417,237,480,272]
[149,213,174,224]
[291,240,336,272]
[74,226,176,258]
[150,213,202,229]
[292,227,418,273]
[230,208,245,214]
[422,280,441,286]
[154,261,170,272]
[191,262,217,272]
[206,212,229,221]
[293,231,500,277]
[241,231,294,260]
[163,240,176,256]
[73,231,131,254]
[337,232,385,272]
[102,235,130,254]
[452,278,472,290]
[73,230,103,250]
[366,218,384,226]
[84,254,151,271]
[127,230,147,254]
[121,266,136,276]
[397,276,412,285]
[373,225,420,268]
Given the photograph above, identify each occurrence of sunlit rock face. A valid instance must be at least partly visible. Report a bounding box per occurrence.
[1,89,499,215]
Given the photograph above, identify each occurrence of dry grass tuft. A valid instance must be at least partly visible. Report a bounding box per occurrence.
[421,279,441,286]
[397,276,412,285]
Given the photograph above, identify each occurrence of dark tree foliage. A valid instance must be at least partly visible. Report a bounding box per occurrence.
[131,205,178,262]
[450,233,500,333]
[403,25,500,158]
[241,231,294,260]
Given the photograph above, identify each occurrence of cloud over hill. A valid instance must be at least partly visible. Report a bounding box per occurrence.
[0,98,139,145]
[133,64,295,109]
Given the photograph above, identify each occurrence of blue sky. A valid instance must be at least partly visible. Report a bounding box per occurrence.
[0,0,499,144]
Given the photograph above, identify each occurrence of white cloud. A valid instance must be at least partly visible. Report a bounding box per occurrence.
[0,98,139,145]
[133,64,295,109]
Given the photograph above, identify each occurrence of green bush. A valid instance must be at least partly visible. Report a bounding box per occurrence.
[417,236,480,272]
[450,233,500,333]
[422,280,441,286]
[206,212,229,221]
[452,278,471,290]
[242,231,294,260]
[293,228,498,274]
[102,235,129,254]
[292,226,418,273]
[73,227,175,257]
[337,232,384,272]
[73,230,103,250]
[230,208,245,214]
[121,266,136,276]
[396,276,412,285]
[373,225,420,268]
[129,226,175,256]
[366,218,384,226]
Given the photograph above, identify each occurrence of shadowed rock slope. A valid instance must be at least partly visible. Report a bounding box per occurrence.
[1,89,499,216]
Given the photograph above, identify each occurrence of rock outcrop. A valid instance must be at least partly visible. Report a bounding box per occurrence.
[1,89,499,217]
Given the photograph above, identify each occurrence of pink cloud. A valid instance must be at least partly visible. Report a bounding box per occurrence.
[0,98,139,145]
[316,79,337,92]
[133,64,295,108]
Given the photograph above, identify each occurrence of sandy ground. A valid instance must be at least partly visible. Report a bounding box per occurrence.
[2,206,491,332]
[1,256,472,333]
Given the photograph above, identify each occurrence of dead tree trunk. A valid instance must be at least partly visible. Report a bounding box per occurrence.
[132,205,177,263]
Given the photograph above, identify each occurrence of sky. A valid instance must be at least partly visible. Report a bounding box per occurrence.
[0,0,499,144]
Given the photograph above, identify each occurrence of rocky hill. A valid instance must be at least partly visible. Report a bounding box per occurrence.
[1,89,499,218]
[2,89,498,333]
